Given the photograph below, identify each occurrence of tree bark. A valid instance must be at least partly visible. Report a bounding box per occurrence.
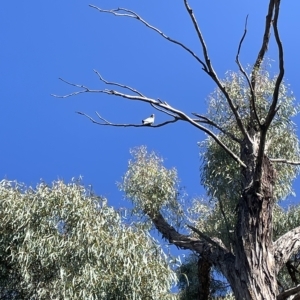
[197,255,211,300]
[229,138,278,299]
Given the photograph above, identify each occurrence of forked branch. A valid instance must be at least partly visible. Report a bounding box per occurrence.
[235,15,261,128]
[148,211,234,276]
[90,2,249,141]
[192,113,242,143]
[255,0,284,181]
[183,0,249,141]
[55,77,246,167]
[76,111,180,128]
[89,5,208,71]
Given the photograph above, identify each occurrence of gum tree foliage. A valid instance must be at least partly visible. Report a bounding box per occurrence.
[0,180,177,300]
[56,1,300,299]
[118,146,183,227]
[195,68,300,250]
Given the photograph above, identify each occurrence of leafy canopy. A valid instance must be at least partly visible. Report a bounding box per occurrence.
[0,179,177,300]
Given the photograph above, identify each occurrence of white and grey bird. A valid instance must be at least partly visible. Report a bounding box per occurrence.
[142,114,155,125]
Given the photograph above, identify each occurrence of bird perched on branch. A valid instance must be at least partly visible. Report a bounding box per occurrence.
[142,114,155,126]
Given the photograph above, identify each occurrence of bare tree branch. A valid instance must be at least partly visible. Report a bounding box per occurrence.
[235,15,261,128]
[183,0,250,141]
[52,78,93,98]
[277,284,300,300]
[147,211,233,271]
[264,0,284,130]
[93,69,145,97]
[76,111,180,128]
[89,3,249,142]
[270,158,300,166]
[89,5,208,71]
[274,226,300,273]
[251,0,275,91]
[192,113,242,143]
[255,0,284,183]
[56,78,247,168]
[150,103,180,119]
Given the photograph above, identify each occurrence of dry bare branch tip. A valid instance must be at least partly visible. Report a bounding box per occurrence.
[76,110,180,128]
[90,4,208,70]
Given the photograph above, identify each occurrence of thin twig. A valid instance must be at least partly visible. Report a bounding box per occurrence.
[235,15,261,128]
[93,69,145,97]
[76,111,180,128]
[89,5,208,71]
[150,103,179,119]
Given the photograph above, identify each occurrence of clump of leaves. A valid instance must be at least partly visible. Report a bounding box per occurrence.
[119,146,183,224]
[0,179,177,300]
[201,67,300,203]
[194,67,300,248]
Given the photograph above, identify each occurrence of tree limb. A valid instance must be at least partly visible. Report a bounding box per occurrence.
[93,69,145,97]
[89,2,250,142]
[148,211,234,272]
[76,111,180,128]
[55,78,247,168]
[183,0,250,141]
[277,284,300,300]
[150,103,179,119]
[89,5,208,71]
[255,0,284,183]
[235,15,261,128]
[251,0,275,91]
[187,224,228,251]
[192,113,242,143]
[270,158,300,166]
[264,0,284,130]
[274,226,300,273]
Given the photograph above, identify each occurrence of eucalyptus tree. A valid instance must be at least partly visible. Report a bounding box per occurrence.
[0,180,177,300]
[55,1,300,299]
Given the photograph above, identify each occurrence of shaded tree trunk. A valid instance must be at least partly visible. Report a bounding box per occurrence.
[198,255,211,300]
[228,139,278,299]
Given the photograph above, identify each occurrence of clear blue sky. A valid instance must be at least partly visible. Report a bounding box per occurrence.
[1,1,300,214]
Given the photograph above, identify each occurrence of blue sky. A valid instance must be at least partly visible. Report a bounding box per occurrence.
[1,0,300,220]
